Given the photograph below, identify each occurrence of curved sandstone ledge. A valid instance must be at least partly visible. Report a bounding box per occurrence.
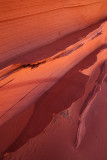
[75,55,107,149]
[0,22,107,159]
[0,21,107,78]
[1,47,107,160]
[0,20,104,70]
[0,0,107,64]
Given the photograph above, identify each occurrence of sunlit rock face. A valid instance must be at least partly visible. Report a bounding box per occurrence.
[0,1,107,160]
[0,0,107,64]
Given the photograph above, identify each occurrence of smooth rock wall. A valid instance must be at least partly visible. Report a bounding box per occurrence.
[0,0,107,63]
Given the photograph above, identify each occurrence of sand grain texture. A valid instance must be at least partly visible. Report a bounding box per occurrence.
[0,1,107,159]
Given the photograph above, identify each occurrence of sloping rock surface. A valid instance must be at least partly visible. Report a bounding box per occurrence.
[0,0,107,64]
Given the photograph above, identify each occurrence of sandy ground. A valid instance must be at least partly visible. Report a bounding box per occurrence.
[3,47,107,160]
[0,20,107,160]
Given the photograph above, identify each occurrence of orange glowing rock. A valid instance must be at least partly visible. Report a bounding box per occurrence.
[0,1,107,160]
[0,0,107,64]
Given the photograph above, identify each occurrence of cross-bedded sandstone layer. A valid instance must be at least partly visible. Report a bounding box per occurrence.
[0,1,107,159]
[0,0,107,65]
[0,20,107,160]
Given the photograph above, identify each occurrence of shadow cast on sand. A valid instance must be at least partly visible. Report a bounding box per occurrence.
[7,45,107,152]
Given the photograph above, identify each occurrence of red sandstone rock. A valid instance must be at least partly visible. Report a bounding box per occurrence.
[0,0,107,64]
[0,1,107,160]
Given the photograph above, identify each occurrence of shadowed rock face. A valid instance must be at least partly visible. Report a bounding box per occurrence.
[0,1,107,160]
[0,0,107,64]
